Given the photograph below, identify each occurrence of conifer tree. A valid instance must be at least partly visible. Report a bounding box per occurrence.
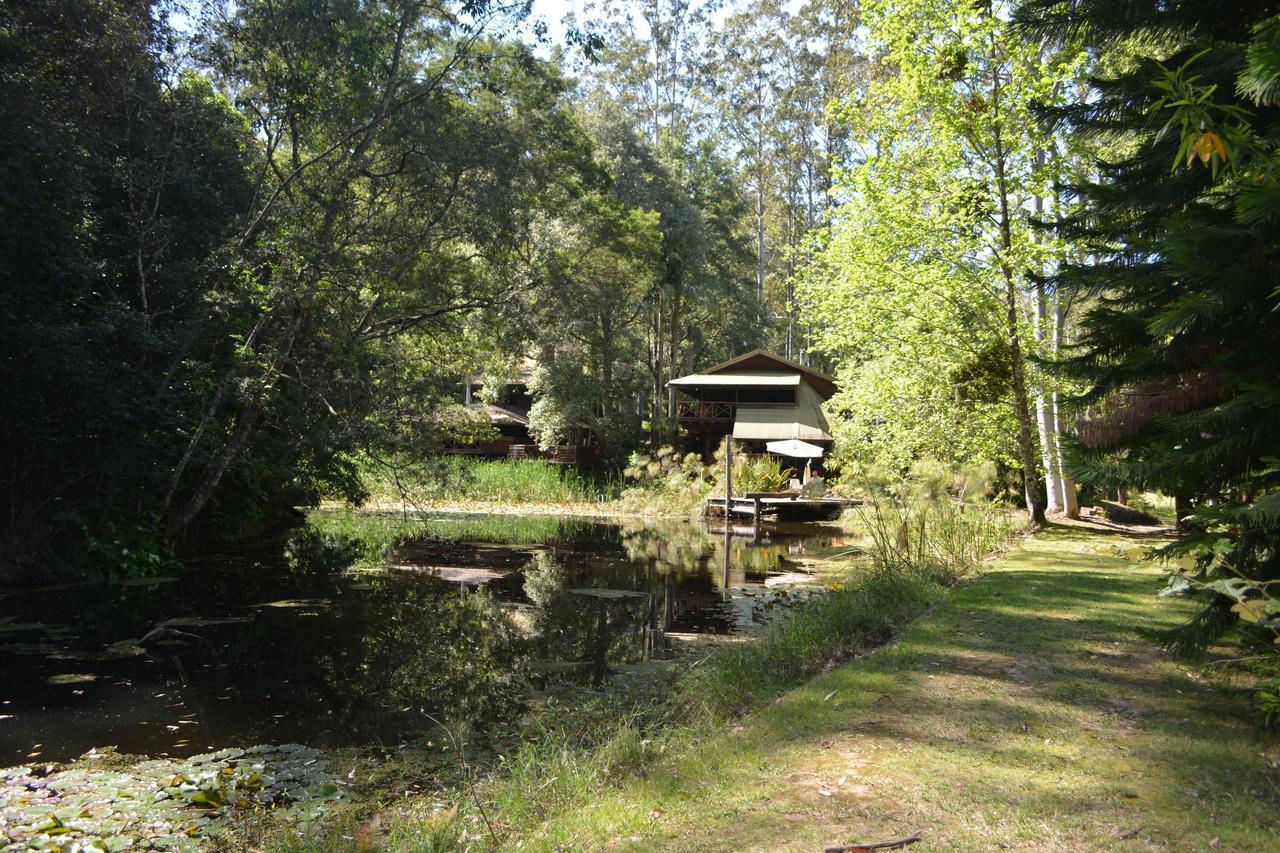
[1017,2,1280,656]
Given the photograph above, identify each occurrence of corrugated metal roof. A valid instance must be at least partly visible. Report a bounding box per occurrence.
[732,411,831,442]
[668,371,801,387]
[697,349,837,399]
[731,383,833,442]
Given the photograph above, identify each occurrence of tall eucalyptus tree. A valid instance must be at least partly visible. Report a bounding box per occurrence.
[797,0,1084,520]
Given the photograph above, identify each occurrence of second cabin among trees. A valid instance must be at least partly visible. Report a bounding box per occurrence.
[453,366,598,465]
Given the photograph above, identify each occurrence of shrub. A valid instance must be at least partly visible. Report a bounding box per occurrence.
[617,445,716,515]
[1098,499,1161,526]
[617,440,802,514]
[853,495,1012,584]
[724,452,794,494]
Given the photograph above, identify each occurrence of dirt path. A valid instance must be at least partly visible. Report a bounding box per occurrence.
[530,525,1280,850]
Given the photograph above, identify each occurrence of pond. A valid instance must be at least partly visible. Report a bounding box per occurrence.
[0,512,849,765]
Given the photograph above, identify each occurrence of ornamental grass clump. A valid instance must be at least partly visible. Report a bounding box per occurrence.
[848,458,1013,583]
[359,456,604,505]
[617,440,801,515]
[616,445,716,515]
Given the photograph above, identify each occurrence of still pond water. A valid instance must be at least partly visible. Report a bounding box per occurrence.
[0,513,847,764]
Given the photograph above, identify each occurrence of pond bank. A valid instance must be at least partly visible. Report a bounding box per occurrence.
[324,498,674,519]
[4,510,861,849]
[264,549,947,850]
[443,524,1279,851]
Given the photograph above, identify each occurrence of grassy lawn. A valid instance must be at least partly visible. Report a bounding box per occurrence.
[507,524,1280,851]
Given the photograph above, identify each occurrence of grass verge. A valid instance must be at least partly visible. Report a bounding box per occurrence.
[270,523,1280,850]
[361,456,615,506]
[272,562,949,850]
[473,524,1279,851]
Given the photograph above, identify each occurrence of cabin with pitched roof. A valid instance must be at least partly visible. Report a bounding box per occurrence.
[668,349,837,459]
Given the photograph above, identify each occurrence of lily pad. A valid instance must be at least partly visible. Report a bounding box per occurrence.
[0,620,50,635]
[48,639,147,661]
[566,588,647,600]
[47,672,99,685]
[3,641,61,655]
[3,743,347,850]
[250,599,329,609]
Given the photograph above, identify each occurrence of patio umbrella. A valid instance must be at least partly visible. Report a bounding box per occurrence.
[766,439,825,485]
[764,439,824,458]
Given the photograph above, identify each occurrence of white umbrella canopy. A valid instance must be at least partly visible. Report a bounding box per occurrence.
[765,439,825,459]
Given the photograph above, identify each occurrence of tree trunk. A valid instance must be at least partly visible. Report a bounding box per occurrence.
[1033,283,1064,513]
[600,333,614,455]
[160,369,234,517]
[785,255,794,360]
[989,40,1047,527]
[650,297,662,448]
[667,285,682,441]
[1030,148,1064,515]
[1051,296,1079,517]
[165,398,263,542]
[165,308,305,542]
[1175,494,1193,530]
[757,179,766,326]
[1008,288,1048,526]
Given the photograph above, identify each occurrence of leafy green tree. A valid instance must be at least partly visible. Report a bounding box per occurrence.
[526,194,663,456]
[0,0,256,570]
[797,0,1083,522]
[707,0,787,319]
[569,3,762,444]
[572,0,719,149]
[708,0,866,362]
[162,2,604,540]
[0,0,622,570]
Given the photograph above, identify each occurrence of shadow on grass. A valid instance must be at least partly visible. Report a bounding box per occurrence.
[614,526,1280,851]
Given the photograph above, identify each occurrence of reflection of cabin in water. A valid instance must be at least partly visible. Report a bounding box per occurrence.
[446,366,596,464]
[669,349,837,458]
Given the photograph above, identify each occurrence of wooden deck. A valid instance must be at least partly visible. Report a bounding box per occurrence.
[508,444,596,464]
[705,493,852,522]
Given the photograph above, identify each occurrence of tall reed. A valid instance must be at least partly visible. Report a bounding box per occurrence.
[854,495,1012,583]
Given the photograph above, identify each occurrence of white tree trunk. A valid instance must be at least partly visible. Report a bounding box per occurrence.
[1052,296,1079,517]
[757,183,766,314]
[1030,146,1064,514]
[1033,286,1064,514]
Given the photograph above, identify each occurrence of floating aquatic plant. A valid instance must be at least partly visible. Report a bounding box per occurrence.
[0,744,346,851]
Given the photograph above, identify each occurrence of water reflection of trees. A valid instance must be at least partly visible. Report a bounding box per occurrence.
[3,515,845,760]
[420,514,601,546]
[285,530,527,733]
[346,576,521,731]
[615,519,820,583]
[522,552,649,686]
[1,527,532,758]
